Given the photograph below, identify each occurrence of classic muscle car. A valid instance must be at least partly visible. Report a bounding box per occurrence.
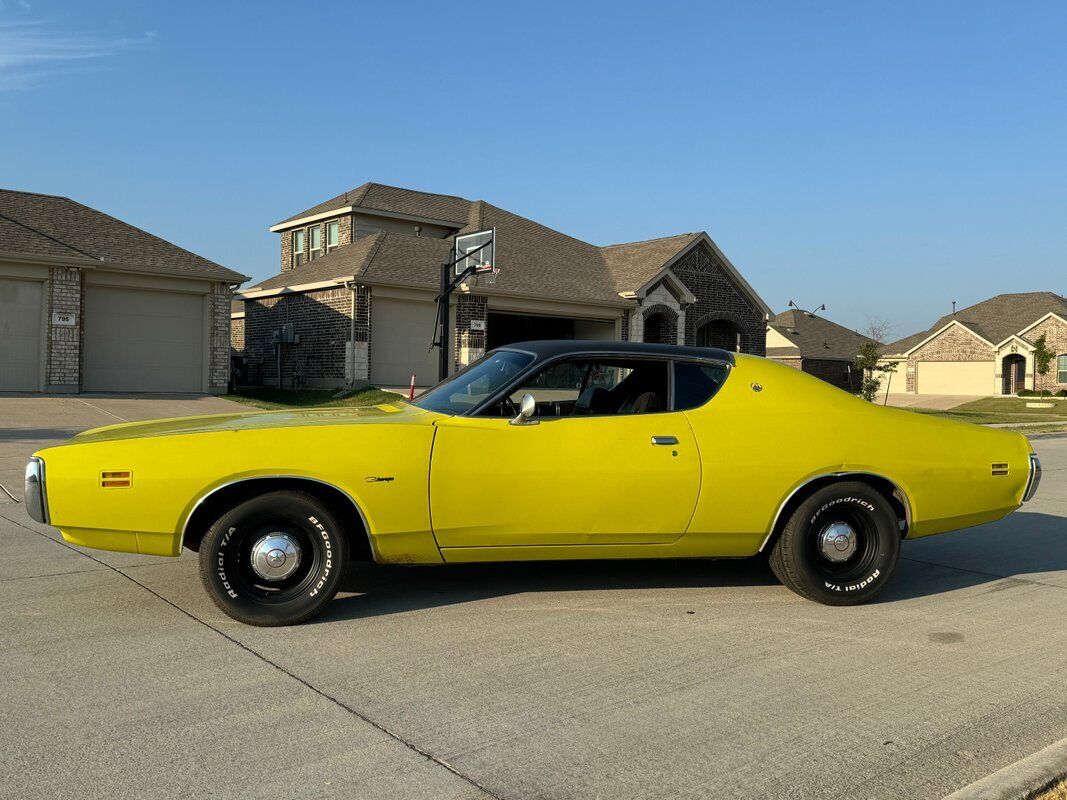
[25,341,1041,625]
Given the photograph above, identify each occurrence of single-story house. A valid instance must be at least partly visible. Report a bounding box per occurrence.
[0,189,248,393]
[237,182,772,388]
[766,308,873,392]
[879,292,1067,396]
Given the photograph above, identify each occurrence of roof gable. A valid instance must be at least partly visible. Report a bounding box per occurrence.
[883,292,1067,355]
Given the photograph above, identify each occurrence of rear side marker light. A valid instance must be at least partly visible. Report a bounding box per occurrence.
[991,463,1009,477]
[101,470,132,489]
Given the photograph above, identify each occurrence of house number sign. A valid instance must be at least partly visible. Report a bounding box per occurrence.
[52,312,77,327]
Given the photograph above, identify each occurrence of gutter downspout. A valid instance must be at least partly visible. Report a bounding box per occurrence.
[344,279,356,385]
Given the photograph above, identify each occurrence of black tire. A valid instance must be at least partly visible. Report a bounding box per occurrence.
[769,481,900,606]
[198,490,348,626]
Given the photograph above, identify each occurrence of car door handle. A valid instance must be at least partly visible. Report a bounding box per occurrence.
[651,436,678,446]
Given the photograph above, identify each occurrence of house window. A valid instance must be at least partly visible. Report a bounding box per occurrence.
[1058,354,1067,384]
[326,220,340,252]
[309,225,322,259]
[292,229,305,267]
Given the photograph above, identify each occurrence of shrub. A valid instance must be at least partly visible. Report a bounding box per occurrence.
[1017,389,1035,397]
[1057,389,1067,397]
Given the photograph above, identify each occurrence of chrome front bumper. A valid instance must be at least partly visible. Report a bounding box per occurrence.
[1023,453,1042,503]
[24,457,50,524]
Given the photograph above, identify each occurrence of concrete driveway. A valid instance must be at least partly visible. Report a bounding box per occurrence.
[0,394,244,501]
[881,394,979,410]
[2,398,1066,799]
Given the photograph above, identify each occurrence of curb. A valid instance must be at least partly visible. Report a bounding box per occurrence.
[943,737,1067,799]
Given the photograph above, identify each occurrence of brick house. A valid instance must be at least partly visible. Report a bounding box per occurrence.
[766,308,873,392]
[0,189,247,393]
[237,183,771,388]
[879,292,1067,396]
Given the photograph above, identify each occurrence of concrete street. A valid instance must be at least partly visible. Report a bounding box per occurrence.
[1,398,1065,799]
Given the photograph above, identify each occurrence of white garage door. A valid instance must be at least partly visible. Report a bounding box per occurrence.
[917,361,993,395]
[0,279,43,391]
[84,286,204,392]
[370,297,439,386]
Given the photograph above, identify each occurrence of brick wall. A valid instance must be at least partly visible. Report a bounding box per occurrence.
[231,316,245,355]
[454,294,488,371]
[672,243,766,356]
[351,284,371,382]
[802,358,859,392]
[1028,316,1067,392]
[905,324,993,392]
[46,266,82,388]
[208,283,231,391]
[244,288,354,388]
[280,213,353,272]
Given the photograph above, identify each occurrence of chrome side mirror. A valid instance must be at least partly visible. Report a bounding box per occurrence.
[510,393,539,426]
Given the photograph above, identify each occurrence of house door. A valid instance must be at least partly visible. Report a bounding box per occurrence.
[1002,354,1026,395]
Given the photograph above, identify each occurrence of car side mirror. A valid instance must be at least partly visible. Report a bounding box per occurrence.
[510,393,539,426]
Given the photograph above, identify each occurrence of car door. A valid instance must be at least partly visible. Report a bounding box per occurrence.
[428,356,701,548]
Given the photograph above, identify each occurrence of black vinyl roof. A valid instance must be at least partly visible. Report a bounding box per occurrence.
[498,339,736,364]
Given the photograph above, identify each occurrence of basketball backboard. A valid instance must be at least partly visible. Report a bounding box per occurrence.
[454,228,496,279]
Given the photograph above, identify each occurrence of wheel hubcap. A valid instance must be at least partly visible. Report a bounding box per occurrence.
[250,532,301,581]
[818,521,857,563]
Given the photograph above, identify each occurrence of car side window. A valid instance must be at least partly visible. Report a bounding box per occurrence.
[673,361,729,410]
[482,357,670,418]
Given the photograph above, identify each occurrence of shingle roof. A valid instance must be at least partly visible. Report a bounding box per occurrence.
[0,189,248,282]
[601,233,701,294]
[882,292,1067,354]
[274,182,472,227]
[243,231,453,293]
[258,188,769,310]
[769,309,875,362]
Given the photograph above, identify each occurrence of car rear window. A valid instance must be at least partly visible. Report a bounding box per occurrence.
[673,361,729,410]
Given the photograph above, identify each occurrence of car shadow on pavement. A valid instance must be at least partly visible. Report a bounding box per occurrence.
[320,557,779,622]
[316,512,1067,622]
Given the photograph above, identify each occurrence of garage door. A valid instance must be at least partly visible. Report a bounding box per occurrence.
[370,297,439,386]
[917,361,993,395]
[83,287,204,392]
[0,279,43,391]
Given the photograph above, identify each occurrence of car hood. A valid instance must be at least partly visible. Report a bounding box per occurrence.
[68,401,438,445]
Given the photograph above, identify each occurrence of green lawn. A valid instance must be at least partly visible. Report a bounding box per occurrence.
[912,396,1067,432]
[226,387,406,410]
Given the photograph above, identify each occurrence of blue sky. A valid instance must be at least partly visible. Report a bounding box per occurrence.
[1,0,1064,338]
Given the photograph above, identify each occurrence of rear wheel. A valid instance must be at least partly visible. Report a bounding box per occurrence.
[769,481,900,606]
[198,490,348,626]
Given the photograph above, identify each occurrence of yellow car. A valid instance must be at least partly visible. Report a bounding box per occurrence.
[25,341,1041,625]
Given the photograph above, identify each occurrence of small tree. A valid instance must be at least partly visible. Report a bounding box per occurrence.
[1033,334,1054,380]
[854,341,896,402]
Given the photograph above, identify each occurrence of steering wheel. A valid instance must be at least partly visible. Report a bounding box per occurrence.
[501,395,519,417]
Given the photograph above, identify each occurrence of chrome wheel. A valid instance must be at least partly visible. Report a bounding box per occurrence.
[250,532,302,581]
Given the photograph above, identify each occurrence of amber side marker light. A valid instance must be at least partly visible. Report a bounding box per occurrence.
[100,470,132,489]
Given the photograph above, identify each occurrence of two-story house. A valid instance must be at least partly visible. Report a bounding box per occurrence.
[235,183,771,388]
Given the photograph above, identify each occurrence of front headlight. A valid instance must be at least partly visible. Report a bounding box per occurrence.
[24,457,49,524]
[1023,453,1042,503]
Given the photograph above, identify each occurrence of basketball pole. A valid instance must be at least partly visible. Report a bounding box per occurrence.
[432,236,494,382]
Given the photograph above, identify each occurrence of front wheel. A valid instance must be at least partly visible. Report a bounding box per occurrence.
[769,481,900,606]
[198,490,348,626]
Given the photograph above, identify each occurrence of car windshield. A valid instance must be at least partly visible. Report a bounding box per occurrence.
[413,350,536,415]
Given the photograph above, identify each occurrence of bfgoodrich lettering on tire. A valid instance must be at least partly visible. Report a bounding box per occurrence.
[769,481,901,606]
[198,490,348,626]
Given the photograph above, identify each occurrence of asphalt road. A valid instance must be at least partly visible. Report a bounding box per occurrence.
[2,409,1065,799]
